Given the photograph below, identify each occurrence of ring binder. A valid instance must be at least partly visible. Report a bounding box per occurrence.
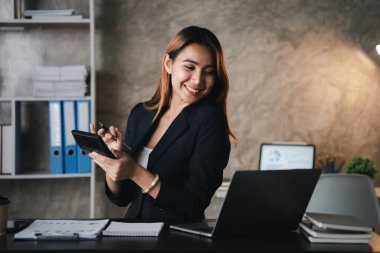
[48,101,64,174]
[63,101,78,173]
[76,100,91,173]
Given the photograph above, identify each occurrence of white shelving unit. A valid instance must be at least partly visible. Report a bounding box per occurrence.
[0,0,96,218]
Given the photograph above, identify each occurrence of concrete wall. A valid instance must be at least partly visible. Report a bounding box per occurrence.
[94,0,380,218]
[2,0,380,219]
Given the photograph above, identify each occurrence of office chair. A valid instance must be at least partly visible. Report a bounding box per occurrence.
[306,173,380,234]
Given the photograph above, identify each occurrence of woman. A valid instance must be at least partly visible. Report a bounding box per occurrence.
[90,26,236,223]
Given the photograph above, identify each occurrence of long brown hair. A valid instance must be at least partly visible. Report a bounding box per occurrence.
[145,26,236,142]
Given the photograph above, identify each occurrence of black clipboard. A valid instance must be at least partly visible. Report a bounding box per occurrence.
[71,130,116,159]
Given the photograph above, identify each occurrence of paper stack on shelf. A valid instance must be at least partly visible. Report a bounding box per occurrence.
[300,212,373,244]
[60,65,88,81]
[33,65,88,97]
[24,9,83,21]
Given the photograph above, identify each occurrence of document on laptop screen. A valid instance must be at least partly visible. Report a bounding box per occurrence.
[259,144,315,170]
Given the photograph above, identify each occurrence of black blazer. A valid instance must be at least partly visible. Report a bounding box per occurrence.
[105,100,231,223]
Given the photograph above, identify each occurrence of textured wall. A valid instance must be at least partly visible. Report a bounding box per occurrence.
[2,0,380,219]
[94,0,380,218]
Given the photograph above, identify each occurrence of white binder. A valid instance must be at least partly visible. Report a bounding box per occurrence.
[1,125,13,174]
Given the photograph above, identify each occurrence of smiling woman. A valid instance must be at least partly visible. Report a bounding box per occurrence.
[89,26,236,223]
[164,44,216,106]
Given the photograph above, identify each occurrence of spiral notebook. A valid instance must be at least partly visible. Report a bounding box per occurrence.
[102,222,164,237]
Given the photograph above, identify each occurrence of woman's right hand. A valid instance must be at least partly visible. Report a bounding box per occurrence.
[90,123,123,151]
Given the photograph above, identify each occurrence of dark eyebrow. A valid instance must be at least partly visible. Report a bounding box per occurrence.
[183,59,215,69]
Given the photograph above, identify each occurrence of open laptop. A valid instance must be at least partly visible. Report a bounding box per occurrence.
[170,169,321,237]
[259,143,315,170]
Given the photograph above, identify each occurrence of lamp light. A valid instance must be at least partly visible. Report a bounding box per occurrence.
[376,44,380,56]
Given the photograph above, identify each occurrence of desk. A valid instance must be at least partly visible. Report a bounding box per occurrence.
[1,228,380,253]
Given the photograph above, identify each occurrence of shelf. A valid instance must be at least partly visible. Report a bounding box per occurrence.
[0,19,91,29]
[0,97,92,102]
[0,0,96,218]
[0,173,92,179]
[15,96,92,101]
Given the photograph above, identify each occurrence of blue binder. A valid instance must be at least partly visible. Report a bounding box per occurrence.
[48,101,64,174]
[62,100,78,173]
[76,100,92,173]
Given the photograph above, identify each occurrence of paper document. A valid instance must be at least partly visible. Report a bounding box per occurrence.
[14,219,109,240]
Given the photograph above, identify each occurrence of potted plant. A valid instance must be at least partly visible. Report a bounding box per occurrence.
[346,156,377,180]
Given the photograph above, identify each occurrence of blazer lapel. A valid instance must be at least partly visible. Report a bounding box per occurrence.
[130,110,156,156]
[147,112,189,170]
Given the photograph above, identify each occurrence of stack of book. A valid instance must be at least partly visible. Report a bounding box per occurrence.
[24,9,83,21]
[215,181,230,198]
[300,212,373,244]
[33,65,88,97]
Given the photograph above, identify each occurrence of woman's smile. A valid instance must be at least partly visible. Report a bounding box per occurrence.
[183,84,205,95]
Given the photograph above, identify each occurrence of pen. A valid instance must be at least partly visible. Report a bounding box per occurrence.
[98,121,132,151]
[34,232,79,240]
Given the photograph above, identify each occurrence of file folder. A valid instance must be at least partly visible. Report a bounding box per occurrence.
[76,100,91,173]
[1,125,13,174]
[62,101,77,173]
[48,101,64,174]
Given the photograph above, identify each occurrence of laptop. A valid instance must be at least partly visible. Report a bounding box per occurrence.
[170,169,321,237]
[259,143,315,170]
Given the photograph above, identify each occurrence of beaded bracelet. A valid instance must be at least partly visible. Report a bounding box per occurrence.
[142,174,160,194]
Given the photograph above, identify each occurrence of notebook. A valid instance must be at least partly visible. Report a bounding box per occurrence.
[299,222,372,240]
[304,212,372,233]
[170,169,321,237]
[300,220,371,244]
[102,222,164,237]
[259,143,315,170]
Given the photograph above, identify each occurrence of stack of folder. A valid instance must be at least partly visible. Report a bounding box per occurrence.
[49,100,91,174]
[24,9,83,21]
[300,212,373,244]
[33,65,88,97]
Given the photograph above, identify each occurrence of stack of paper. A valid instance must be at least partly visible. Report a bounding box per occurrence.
[300,212,373,244]
[24,9,83,21]
[215,181,230,198]
[60,65,88,81]
[33,65,88,97]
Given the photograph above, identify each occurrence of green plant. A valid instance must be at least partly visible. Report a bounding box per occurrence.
[346,156,377,180]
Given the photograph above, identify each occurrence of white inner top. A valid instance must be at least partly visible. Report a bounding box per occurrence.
[135,147,153,169]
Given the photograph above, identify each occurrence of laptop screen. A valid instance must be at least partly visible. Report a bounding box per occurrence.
[259,143,315,170]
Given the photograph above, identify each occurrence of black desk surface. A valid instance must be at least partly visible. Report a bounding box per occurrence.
[1,227,380,253]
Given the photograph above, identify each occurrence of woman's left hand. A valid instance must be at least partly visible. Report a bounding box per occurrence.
[89,149,141,181]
